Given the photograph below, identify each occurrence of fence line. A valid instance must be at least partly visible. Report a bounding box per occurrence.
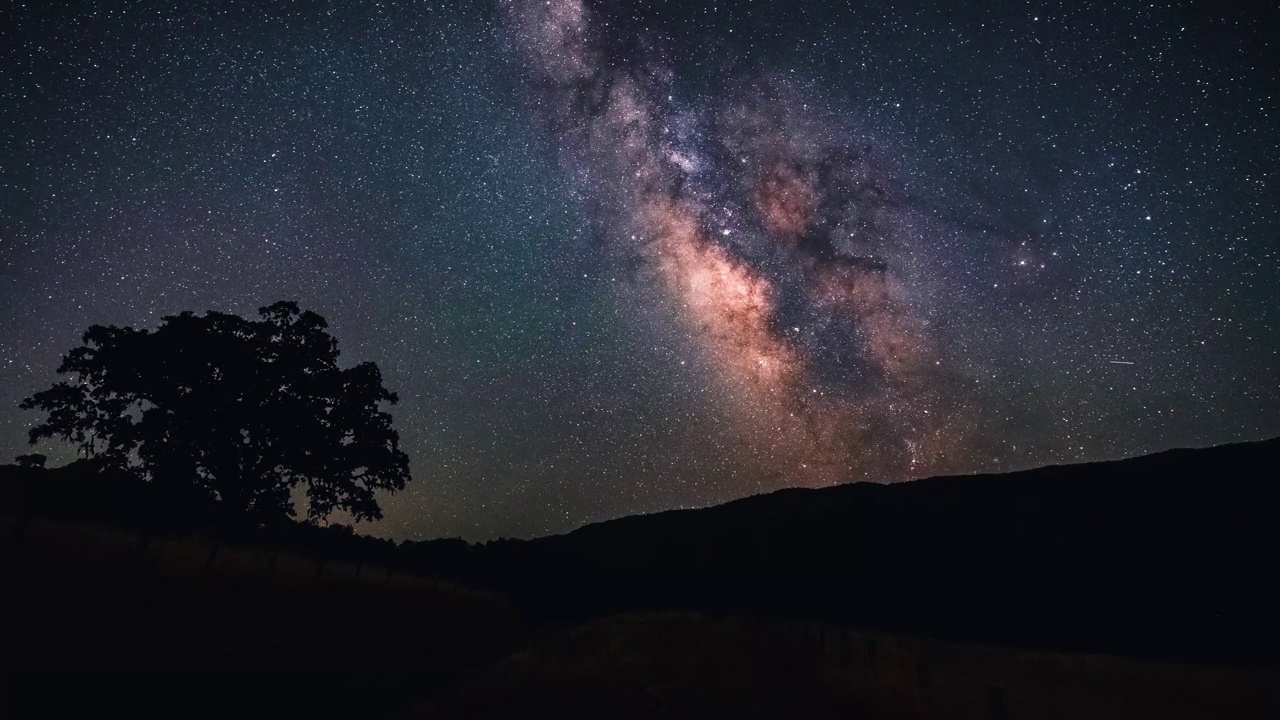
[2,513,513,613]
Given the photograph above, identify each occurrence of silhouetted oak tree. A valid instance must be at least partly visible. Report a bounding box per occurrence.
[20,302,410,524]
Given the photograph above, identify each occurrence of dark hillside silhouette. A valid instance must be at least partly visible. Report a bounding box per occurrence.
[19,302,410,525]
[395,438,1280,665]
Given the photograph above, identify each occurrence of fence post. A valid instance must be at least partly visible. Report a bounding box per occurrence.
[204,543,220,574]
[131,534,151,573]
[15,514,33,550]
[988,686,1007,720]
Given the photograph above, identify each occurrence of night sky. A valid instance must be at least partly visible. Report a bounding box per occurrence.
[3,0,1277,541]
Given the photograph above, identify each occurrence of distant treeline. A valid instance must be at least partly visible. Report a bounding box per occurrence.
[0,458,500,582]
[0,459,400,564]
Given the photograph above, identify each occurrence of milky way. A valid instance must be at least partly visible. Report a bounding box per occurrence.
[501,0,965,483]
[5,0,1277,539]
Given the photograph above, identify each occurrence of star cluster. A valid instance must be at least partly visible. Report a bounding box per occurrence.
[2,0,1277,539]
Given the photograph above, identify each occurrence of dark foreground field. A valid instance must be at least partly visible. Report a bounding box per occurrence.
[5,438,1280,718]
[3,564,524,719]
[7,593,1279,720]
[414,614,1280,720]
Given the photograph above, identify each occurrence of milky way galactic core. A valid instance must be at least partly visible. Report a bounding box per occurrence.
[3,0,1276,539]
[507,0,994,483]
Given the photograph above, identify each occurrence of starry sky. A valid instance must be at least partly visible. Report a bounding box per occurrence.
[3,0,1277,541]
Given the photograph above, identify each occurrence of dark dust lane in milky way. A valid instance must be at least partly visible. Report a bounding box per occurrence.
[499,0,971,485]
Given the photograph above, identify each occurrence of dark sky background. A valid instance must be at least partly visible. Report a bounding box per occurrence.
[3,0,1277,541]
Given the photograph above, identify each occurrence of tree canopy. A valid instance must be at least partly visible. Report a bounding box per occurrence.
[20,302,410,524]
